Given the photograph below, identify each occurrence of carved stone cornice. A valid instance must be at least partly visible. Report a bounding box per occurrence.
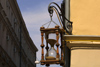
[9,0,38,52]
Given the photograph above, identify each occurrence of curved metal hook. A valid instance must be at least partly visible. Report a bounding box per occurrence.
[48,2,72,24]
[48,2,62,12]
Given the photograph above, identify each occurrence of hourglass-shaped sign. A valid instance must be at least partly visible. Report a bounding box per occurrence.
[40,25,64,66]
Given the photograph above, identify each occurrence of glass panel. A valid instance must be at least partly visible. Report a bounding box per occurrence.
[49,33,56,40]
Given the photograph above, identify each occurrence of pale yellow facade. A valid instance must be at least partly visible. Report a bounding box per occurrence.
[71,49,100,67]
[70,0,100,67]
[70,0,100,35]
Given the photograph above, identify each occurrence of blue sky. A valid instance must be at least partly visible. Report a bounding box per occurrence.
[17,0,62,67]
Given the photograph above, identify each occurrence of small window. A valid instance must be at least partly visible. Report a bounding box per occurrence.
[13,46,17,53]
[18,28,20,36]
[3,24,5,31]
[14,18,17,29]
[14,18,17,24]
[6,0,10,9]
[6,34,9,41]
[6,58,9,63]
[0,23,1,30]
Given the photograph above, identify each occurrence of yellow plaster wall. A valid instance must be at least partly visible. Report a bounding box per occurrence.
[70,0,100,35]
[71,49,100,67]
[70,0,100,67]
